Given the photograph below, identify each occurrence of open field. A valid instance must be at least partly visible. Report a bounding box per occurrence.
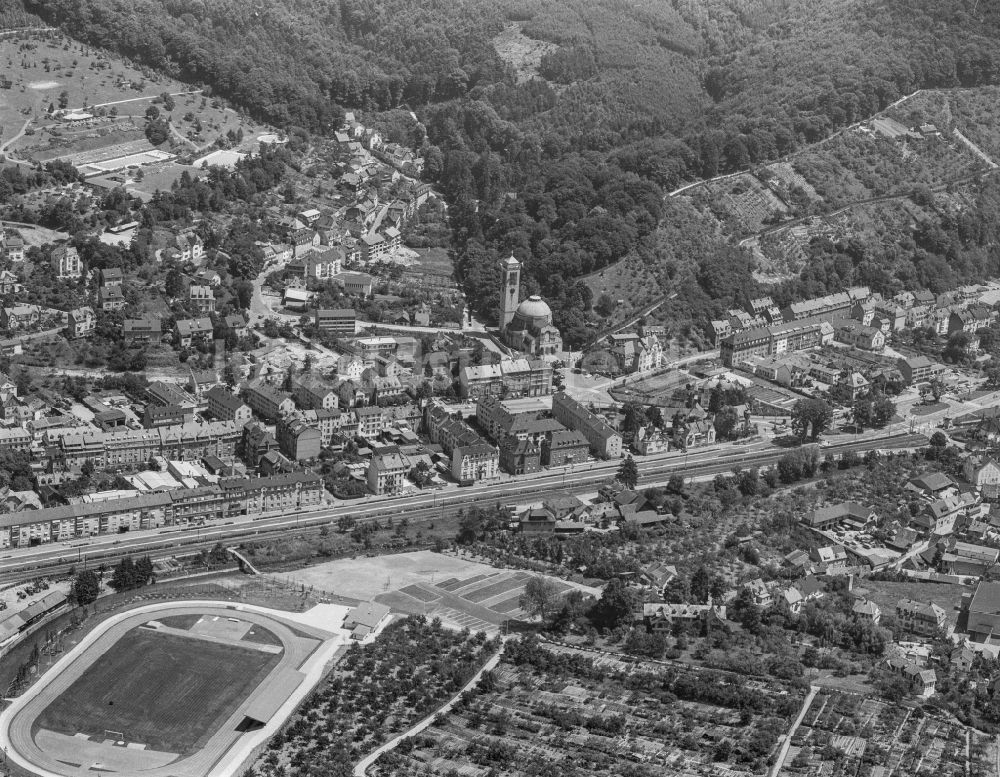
[609,367,690,405]
[862,579,968,628]
[492,23,557,83]
[35,625,281,754]
[274,550,508,601]
[277,551,592,633]
[0,32,267,157]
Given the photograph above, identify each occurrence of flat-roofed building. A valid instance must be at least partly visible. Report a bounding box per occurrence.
[314,308,356,336]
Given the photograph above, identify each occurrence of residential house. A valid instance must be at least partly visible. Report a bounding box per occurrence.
[205,386,252,425]
[542,429,590,467]
[361,232,390,262]
[292,375,339,411]
[99,267,123,288]
[66,307,96,339]
[639,602,727,632]
[1,231,24,262]
[195,268,221,287]
[911,493,966,536]
[852,599,882,623]
[0,270,20,295]
[949,307,991,336]
[174,232,204,263]
[886,657,937,697]
[746,579,772,608]
[189,285,216,314]
[306,247,343,280]
[499,437,541,475]
[276,417,322,461]
[963,455,1000,499]
[51,245,82,278]
[242,384,295,422]
[896,598,948,637]
[451,443,499,483]
[367,449,410,495]
[123,317,161,343]
[174,317,214,348]
[897,355,937,386]
[551,392,623,460]
[223,314,249,340]
[1,305,40,331]
[811,545,850,574]
[98,285,126,312]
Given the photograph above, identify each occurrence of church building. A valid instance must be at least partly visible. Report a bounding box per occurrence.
[499,255,563,357]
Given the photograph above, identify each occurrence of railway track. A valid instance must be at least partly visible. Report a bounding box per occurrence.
[0,432,927,586]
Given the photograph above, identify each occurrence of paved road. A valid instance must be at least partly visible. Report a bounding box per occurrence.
[0,117,32,154]
[69,89,203,112]
[769,685,818,777]
[352,639,507,776]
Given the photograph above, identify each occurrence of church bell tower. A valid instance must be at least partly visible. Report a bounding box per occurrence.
[499,254,520,332]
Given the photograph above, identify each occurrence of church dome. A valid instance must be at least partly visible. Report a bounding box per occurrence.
[509,295,552,331]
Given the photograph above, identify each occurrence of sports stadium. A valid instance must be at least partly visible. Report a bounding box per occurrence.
[0,601,348,777]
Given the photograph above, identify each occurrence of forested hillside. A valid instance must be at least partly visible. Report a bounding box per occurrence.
[18,0,1000,343]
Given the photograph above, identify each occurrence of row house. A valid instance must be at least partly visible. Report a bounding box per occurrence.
[551,392,623,460]
[298,408,348,444]
[949,306,992,336]
[0,473,327,549]
[424,403,481,455]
